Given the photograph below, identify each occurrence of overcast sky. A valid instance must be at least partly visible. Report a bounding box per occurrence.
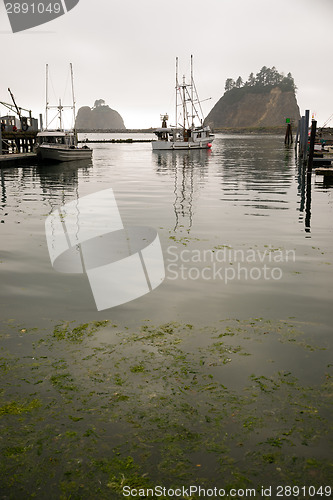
[0,0,332,129]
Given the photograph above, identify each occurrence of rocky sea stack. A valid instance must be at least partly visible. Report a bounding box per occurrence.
[205,66,300,131]
[75,99,125,131]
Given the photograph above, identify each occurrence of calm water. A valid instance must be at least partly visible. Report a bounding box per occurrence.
[0,133,332,496]
[1,133,332,328]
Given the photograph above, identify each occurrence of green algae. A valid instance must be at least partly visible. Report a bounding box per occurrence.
[0,398,41,416]
[0,318,332,498]
[53,320,109,343]
[50,373,79,392]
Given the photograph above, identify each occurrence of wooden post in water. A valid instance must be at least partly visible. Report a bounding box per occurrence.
[0,124,2,155]
[299,116,305,157]
[302,110,310,161]
[307,120,317,174]
[284,118,293,145]
[295,119,300,154]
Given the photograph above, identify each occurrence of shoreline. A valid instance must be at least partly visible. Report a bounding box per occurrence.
[77,127,333,136]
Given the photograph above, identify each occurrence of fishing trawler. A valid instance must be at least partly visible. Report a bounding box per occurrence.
[152,56,214,151]
[36,64,92,163]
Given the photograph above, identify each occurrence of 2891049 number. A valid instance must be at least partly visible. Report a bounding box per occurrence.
[276,485,332,497]
[5,3,62,15]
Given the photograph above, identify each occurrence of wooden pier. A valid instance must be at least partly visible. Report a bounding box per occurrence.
[1,130,37,154]
[315,166,333,176]
[295,112,333,179]
[0,127,38,167]
[0,152,37,167]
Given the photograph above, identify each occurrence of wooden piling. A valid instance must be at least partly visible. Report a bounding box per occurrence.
[303,110,310,160]
[307,120,317,174]
[295,119,300,154]
[298,110,310,159]
[299,116,305,157]
[284,121,293,145]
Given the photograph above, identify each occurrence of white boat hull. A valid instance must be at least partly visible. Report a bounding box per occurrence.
[37,145,92,163]
[152,139,213,151]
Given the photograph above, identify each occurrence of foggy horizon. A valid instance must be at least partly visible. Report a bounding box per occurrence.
[0,0,333,128]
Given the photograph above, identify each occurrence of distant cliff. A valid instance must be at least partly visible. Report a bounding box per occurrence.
[205,87,300,129]
[75,99,125,130]
[205,66,300,130]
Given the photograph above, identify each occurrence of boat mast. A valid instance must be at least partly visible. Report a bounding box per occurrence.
[175,57,178,129]
[70,63,76,133]
[44,64,77,132]
[58,99,63,130]
[45,64,49,130]
[182,75,186,130]
[191,55,194,128]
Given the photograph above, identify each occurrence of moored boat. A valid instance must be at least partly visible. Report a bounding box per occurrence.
[152,56,214,151]
[35,64,92,163]
[36,130,92,162]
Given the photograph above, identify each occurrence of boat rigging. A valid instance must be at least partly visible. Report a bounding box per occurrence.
[153,56,214,151]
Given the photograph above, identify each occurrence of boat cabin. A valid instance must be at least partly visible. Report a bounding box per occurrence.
[154,126,212,143]
[154,128,174,142]
[36,131,76,146]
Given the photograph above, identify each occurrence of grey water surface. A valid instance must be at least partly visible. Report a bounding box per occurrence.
[0,133,332,495]
[1,133,332,328]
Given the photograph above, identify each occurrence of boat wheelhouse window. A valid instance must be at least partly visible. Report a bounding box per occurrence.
[156,131,168,141]
[68,135,75,146]
[39,136,65,144]
[42,136,55,144]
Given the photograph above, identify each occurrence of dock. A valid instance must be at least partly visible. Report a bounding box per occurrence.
[1,128,38,167]
[315,166,333,177]
[313,157,332,167]
[0,152,37,167]
[1,131,37,153]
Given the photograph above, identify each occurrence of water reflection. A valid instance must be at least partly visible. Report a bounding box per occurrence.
[216,136,294,215]
[35,161,92,211]
[305,172,312,233]
[0,168,6,206]
[153,149,210,231]
[297,158,333,235]
[296,158,312,234]
[151,135,330,237]
[0,160,92,213]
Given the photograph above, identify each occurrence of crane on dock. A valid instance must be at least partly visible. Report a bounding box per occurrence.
[0,89,32,131]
